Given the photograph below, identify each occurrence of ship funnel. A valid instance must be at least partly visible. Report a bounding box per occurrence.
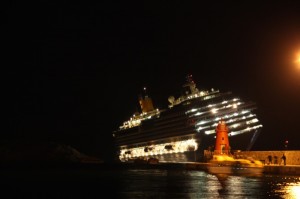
[214,119,231,155]
[139,87,154,113]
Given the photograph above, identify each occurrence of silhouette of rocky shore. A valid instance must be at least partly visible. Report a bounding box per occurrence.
[0,140,104,169]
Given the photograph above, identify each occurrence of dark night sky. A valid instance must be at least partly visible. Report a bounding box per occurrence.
[5,2,300,160]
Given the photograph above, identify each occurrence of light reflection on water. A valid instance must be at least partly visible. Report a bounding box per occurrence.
[269,176,300,199]
[115,169,300,198]
[0,168,299,198]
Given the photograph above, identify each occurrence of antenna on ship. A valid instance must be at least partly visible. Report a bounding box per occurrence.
[143,87,148,97]
[186,74,194,84]
[183,74,198,94]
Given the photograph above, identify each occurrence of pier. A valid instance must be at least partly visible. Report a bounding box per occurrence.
[164,162,300,175]
[117,161,300,175]
[263,165,300,175]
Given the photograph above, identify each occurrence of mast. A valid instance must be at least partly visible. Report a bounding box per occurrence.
[183,74,198,95]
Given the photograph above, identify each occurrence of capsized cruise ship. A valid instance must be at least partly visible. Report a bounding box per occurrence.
[112,75,263,162]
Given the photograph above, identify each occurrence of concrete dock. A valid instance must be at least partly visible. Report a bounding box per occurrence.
[185,162,300,175]
[178,162,300,175]
[263,164,300,175]
[120,162,300,175]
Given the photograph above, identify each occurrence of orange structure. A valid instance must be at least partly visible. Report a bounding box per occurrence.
[139,95,154,113]
[214,119,231,155]
[139,87,155,113]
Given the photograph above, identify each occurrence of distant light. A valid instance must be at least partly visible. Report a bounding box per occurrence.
[296,52,300,69]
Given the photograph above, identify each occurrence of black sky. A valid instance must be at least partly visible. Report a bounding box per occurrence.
[5,2,300,160]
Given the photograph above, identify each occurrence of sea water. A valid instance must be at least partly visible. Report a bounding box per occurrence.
[1,168,299,198]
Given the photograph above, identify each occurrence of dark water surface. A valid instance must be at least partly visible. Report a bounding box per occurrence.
[1,167,299,198]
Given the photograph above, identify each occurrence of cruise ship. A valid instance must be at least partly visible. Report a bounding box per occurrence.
[112,75,263,162]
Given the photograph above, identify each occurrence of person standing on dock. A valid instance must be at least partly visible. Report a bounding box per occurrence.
[274,156,278,165]
[268,155,273,165]
[281,154,286,166]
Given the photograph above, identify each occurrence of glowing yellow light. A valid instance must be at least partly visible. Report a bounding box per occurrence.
[295,52,300,69]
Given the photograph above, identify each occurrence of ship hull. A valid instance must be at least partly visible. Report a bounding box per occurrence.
[117,129,259,163]
[121,150,201,163]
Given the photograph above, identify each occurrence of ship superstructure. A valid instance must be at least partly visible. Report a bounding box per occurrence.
[113,75,263,162]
